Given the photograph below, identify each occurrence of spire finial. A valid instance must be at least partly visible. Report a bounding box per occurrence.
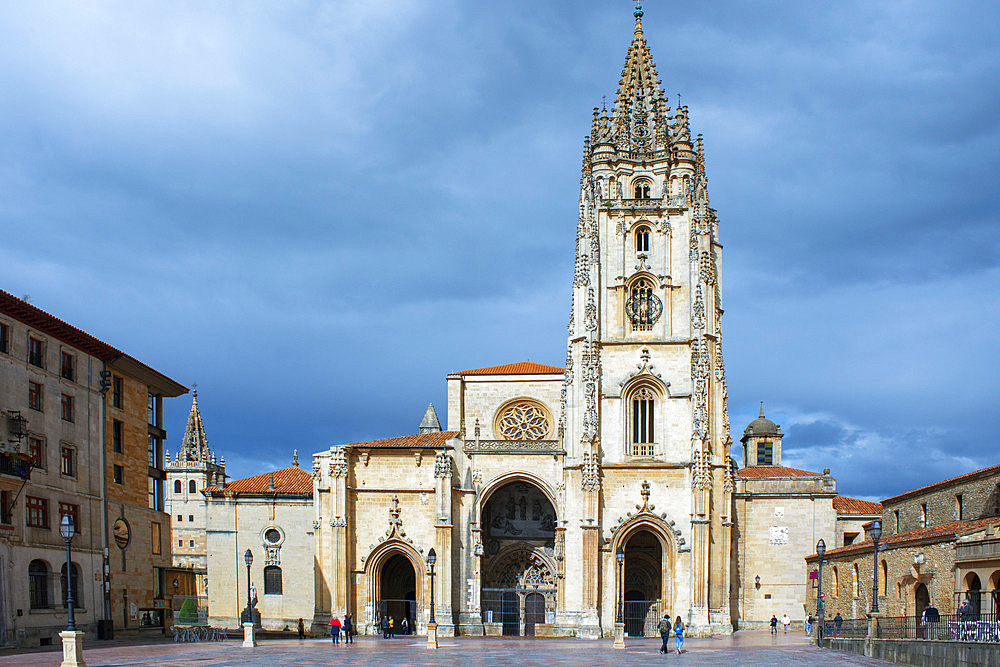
[293,449,299,467]
[192,382,198,400]
[634,2,644,36]
[759,401,765,418]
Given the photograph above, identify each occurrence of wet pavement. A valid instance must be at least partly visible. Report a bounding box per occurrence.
[0,631,894,666]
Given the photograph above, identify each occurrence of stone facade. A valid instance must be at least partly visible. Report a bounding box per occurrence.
[0,290,185,646]
[204,465,314,631]
[806,465,1000,623]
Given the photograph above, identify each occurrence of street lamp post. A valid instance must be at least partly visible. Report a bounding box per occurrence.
[426,548,438,649]
[59,514,85,667]
[241,549,256,648]
[870,521,882,613]
[613,546,625,649]
[816,538,826,644]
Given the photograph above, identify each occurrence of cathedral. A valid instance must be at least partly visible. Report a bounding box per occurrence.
[190,6,876,639]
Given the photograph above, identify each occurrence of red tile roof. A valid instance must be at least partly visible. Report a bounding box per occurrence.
[0,288,123,360]
[0,289,186,395]
[342,431,458,449]
[206,466,312,496]
[453,362,564,376]
[805,517,1000,560]
[737,465,824,478]
[881,463,1000,504]
[833,496,883,515]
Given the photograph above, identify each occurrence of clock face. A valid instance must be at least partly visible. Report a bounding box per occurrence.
[113,518,131,550]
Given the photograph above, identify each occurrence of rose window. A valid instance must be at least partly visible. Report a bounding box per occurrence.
[497,403,550,440]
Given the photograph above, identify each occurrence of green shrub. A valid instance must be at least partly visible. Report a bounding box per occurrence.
[177,598,200,625]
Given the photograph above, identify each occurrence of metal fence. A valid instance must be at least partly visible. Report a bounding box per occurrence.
[623,600,665,637]
[831,613,1000,642]
[823,617,868,639]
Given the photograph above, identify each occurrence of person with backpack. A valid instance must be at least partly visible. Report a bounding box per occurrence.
[673,616,685,654]
[329,616,341,645]
[769,614,778,635]
[657,612,672,654]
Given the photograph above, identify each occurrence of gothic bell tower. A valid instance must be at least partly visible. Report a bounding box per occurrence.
[559,3,734,632]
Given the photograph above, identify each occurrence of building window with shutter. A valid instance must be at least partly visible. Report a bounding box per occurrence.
[264,566,282,595]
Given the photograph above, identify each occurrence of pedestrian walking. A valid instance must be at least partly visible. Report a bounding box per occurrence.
[769,614,778,635]
[922,602,940,639]
[343,613,353,644]
[381,615,390,639]
[657,612,672,654]
[781,613,790,634]
[834,613,843,636]
[330,616,342,645]
[388,616,395,638]
[401,616,409,635]
[673,616,685,654]
[297,618,305,640]
[805,614,814,636]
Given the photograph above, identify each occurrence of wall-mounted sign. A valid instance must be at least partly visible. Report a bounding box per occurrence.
[113,518,131,550]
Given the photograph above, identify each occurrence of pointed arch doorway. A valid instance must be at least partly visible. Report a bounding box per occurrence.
[378,553,416,634]
[621,528,670,637]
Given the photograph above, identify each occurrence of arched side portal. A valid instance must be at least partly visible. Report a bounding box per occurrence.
[480,480,557,636]
[365,542,424,634]
[611,517,676,638]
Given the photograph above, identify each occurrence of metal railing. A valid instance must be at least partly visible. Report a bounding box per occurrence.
[872,613,1000,641]
[823,617,867,638]
[0,452,30,480]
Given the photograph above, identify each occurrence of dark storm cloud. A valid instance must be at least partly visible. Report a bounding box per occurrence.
[0,1,996,499]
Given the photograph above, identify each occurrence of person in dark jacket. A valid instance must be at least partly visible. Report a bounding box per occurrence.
[834,613,843,635]
[381,615,390,639]
[657,612,672,654]
[297,618,305,640]
[769,614,778,635]
[343,613,353,644]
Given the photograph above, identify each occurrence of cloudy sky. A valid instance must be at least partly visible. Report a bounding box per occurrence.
[1,1,997,501]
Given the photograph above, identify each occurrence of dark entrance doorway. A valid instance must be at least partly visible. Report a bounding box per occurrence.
[622,529,663,637]
[915,583,930,638]
[379,553,416,634]
[524,592,545,636]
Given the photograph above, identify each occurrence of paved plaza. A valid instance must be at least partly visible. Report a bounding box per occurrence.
[0,631,895,666]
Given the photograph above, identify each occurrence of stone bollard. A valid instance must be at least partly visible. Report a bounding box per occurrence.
[426,622,439,649]
[59,630,87,667]
[865,611,882,658]
[242,622,257,648]
[612,621,625,649]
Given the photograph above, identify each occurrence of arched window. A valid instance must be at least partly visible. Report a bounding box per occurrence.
[880,560,888,596]
[61,562,81,608]
[29,560,49,609]
[831,567,839,597]
[174,480,182,494]
[626,277,661,332]
[634,226,650,252]
[633,180,651,199]
[628,387,657,457]
[264,566,282,595]
[189,480,197,493]
[852,564,860,598]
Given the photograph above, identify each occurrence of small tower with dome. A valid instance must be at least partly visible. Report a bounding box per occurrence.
[741,402,783,467]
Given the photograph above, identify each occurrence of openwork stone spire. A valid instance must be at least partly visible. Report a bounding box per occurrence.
[608,4,669,154]
[179,389,212,461]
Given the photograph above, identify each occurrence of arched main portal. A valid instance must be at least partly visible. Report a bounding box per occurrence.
[378,553,416,634]
[622,529,666,637]
[480,479,557,636]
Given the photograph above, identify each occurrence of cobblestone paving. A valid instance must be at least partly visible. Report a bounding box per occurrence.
[0,632,895,666]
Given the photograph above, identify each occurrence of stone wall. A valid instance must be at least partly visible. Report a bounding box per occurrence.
[884,469,1000,535]
[826,637,1000,667]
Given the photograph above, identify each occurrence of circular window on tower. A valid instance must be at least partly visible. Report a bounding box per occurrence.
[493,399,551,441]
[263,527,283,545]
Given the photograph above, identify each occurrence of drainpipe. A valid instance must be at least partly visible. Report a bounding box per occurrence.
[99,364,112,625]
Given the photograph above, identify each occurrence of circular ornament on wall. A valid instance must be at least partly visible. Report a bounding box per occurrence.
[113,518,131,550]
[495,401,551,440]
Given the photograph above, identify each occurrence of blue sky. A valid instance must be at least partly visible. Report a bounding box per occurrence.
[1,1,997,501]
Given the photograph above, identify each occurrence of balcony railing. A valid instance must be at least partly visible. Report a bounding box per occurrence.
[464,440,561,454]
[956,538,1000,562]
[0,452,31,479]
